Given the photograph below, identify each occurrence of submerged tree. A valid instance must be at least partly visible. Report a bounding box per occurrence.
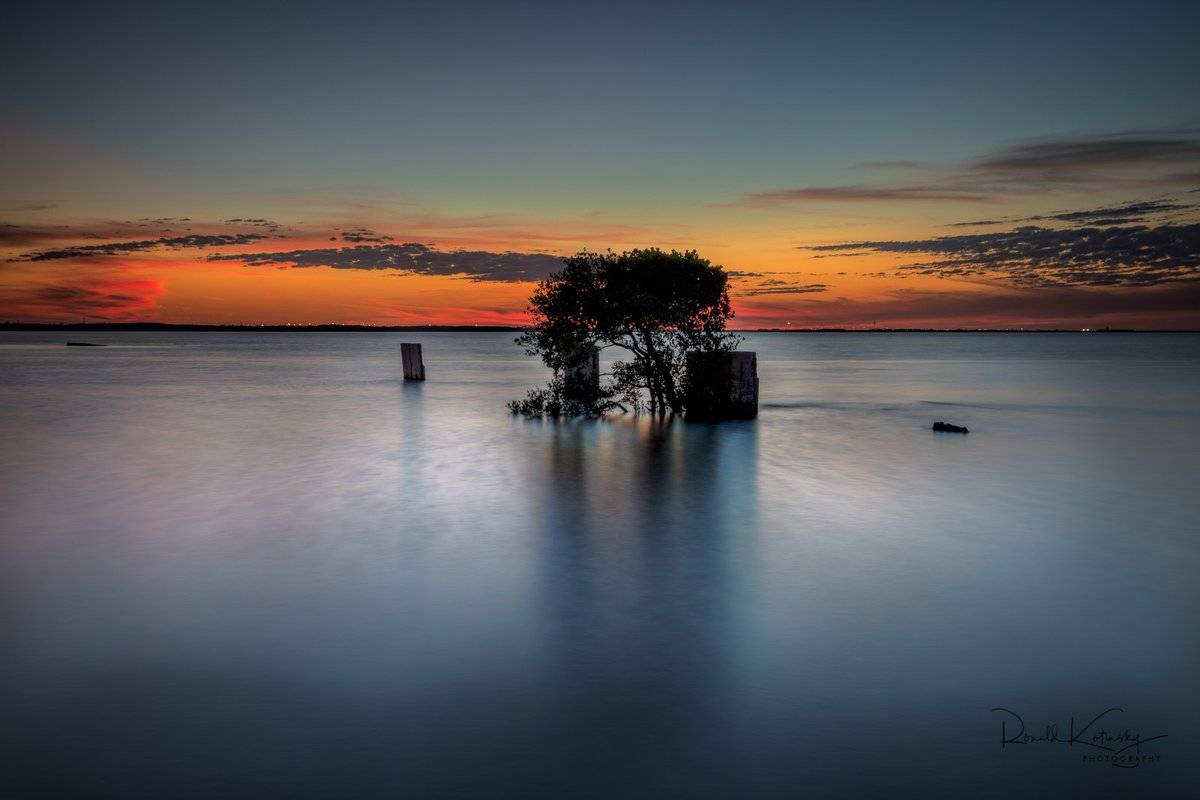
[509,248,740,417]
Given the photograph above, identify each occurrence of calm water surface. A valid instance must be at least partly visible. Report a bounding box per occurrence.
[2,332,1198,797]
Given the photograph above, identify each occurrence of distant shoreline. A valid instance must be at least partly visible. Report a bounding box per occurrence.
[2,322,1196,333]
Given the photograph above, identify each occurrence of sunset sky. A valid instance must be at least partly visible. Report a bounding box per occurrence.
[3,0,1198,328]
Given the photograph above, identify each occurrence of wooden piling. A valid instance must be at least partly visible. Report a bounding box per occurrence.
[562,347,600,402]
[683,351,758,421]
[401,343,425,381]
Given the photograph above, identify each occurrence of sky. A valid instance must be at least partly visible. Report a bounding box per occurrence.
[2,0,1198,328]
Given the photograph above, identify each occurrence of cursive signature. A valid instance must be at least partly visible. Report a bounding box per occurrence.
[990,707,1167,769]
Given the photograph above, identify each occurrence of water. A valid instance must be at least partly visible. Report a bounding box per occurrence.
[2,332,1197,797]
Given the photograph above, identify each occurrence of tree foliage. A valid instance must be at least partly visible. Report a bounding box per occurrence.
[510,248,739,416]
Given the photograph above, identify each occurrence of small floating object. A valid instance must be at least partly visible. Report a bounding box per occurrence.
[66,342,105,347]
[932,421,968,434]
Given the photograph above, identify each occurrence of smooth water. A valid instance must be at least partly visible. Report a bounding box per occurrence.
[2,332,1197,797]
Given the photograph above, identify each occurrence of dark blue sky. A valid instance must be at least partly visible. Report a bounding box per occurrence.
[4,0,1196,215]
[2,1,1198,327]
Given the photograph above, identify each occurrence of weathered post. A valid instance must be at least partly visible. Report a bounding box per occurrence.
[562,346,600,402]
[401,343,425,381]
[683,351,758,421]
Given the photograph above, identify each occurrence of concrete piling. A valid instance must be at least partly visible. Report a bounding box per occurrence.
[401,343,425,381]
[683,350,758,421]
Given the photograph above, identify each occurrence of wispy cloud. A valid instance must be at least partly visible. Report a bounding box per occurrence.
[972,135,1200,177]
[737,283,1200,328]
[1018,199,1194,226]
[946,199,1195,228]
[729,130,1200,206]
[1,222,76,246]
[853,160,930,171]
[1,216,285,252]
[2,203,56,213]
[0,277,165,320]
[735,185,992,206]
[803,222,1200,288]
[946,219,1006,228]
[223,218,283,233]
[17,234,270,262]
[210,242,565,283]
[330,227,392,243]
[737,282,829,296]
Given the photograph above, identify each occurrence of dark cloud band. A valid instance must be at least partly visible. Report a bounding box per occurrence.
[209,242,565,283]
[736,283,829,296]
[730,131,1200,207]
[19,234,269,261]
[804,223,1200,288]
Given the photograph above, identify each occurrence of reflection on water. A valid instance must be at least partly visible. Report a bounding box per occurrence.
[1,332,1197,797]
[531,419,760,788]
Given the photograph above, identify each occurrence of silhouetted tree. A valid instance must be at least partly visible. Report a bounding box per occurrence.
[510,249,739,416]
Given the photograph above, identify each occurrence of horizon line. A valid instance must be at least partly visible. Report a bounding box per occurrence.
[2,322,1196,334]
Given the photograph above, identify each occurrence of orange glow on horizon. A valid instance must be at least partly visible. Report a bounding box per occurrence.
[2,226,1197,330]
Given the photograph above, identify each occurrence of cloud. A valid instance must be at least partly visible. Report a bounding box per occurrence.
[209,242,566,282]
[737,282,829,296]
[0,222,75,246]
[1018,199,1193,225]
[0,277,165,321]
[945,199,1194,229]
[3,203,56,212]
[972,135,1200,176]
[854,160,929,171]
[946,219,1006,228]
[17,233,270,261]
[331,227,392,243]
[733,185,992,206]
[803,222,1200,288]
[223,218,283,233]
[0,218,285,254]
[729,130,1200,206]
[736,282,1200,329]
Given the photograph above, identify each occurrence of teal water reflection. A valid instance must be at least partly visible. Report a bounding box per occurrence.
[1,332,1196,796]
